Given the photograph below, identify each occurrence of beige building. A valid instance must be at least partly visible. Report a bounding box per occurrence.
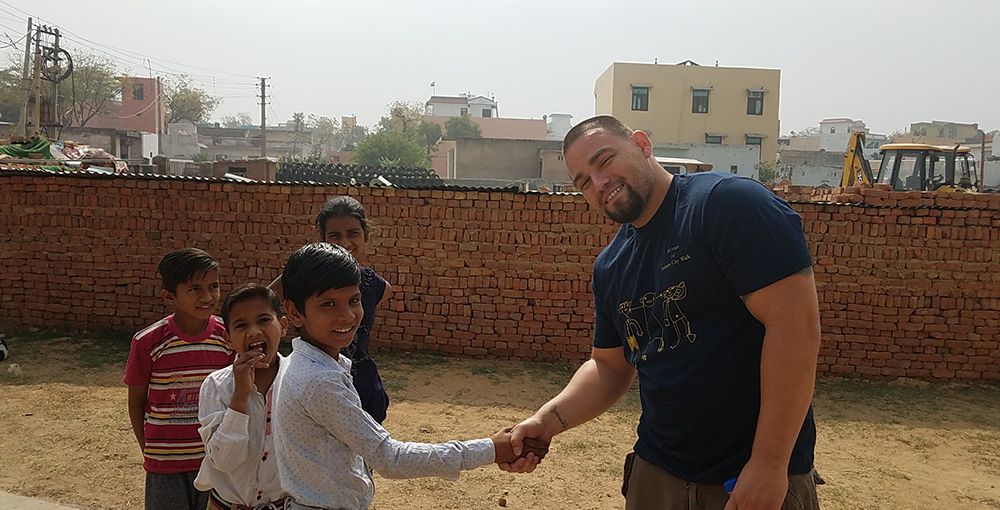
[594,61,781,162]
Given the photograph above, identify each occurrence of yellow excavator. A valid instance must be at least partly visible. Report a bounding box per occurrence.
[841,131,980,192]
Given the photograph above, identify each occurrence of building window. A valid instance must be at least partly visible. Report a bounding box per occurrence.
[747,90,763,115]
[631,86,649,111]
[830,127,836,134]
[460,107,468,116]
[482,109,492,118]
[133,83,144,101]
[746,135,763,146]
[705,134,723,144]
[730,165,738,173]
[948,127,956,138]
[938,128,945,137]
[692,89,710,114]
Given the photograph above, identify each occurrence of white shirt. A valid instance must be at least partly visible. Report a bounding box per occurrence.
[273,338,495,510]
[194,355,286,506]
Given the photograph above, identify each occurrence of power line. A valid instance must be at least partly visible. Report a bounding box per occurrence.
[0,0,256,83]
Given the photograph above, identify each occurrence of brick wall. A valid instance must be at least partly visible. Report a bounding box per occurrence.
[1,174,997,380]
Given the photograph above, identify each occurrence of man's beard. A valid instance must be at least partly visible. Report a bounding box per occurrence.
[605,185,646,224]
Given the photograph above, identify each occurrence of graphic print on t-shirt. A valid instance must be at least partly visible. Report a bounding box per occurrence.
[617,281,696,364]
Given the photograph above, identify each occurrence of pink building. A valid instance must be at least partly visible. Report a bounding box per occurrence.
[88,77,165,134]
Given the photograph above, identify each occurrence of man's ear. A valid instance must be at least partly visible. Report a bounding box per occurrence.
[284,299,304,328]
[631,130,653,157]
[161,289,175,307]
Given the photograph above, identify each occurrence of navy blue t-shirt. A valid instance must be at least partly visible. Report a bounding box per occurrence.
[592,172,816,483]
[341,266,390,423]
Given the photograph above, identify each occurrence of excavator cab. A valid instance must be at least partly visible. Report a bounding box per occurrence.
[876,144,978,192]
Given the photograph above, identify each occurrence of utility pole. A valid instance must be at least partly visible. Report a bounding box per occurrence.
[156,76,163,156]
[31,26,42,136]
[258,77,268,158]
[15,17,32,137]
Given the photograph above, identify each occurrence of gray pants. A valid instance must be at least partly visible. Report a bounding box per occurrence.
[145,471,208,510]
[623,453,820,510]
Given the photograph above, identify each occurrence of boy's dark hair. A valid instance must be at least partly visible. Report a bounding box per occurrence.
[282,243,361,315]
[562,115,634,154]
[220,283,283,331]
[158,248,220,293]
[316,196,370,240]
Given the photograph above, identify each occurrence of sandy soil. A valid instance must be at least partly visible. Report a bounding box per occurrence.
[0,333,998,509]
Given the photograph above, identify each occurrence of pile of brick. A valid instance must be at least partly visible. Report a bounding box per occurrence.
[0,173,996,380]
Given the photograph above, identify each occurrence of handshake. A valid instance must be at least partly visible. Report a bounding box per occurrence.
[492,427,550,465]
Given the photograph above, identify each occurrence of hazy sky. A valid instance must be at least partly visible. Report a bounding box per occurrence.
[1,0,997,135]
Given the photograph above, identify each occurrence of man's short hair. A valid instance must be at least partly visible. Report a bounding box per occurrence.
[220,283,283,331]
[282,243,361,315]
[158,248,219,293]
[562,115,634,154]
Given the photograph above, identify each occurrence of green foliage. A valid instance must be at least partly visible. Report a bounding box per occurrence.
[376,100,424,141]
[0,66,23,124]
[417,121,442,154]
[352,129,429,168]
[444,114,482,139]
[755,160,780,184]
[166,76,220,123]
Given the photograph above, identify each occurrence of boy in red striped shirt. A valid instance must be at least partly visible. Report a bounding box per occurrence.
[124,248,234,510]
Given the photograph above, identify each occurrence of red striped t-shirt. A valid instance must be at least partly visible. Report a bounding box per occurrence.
[124,314,233,474]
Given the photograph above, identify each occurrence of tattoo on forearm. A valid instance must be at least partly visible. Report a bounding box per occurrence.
[550,405,569,431]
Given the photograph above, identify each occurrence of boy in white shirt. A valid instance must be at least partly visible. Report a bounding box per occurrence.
[195,284,289,509]
[273,243,547,510]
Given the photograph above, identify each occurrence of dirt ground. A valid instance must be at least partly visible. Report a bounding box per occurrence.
[1,331,998,510]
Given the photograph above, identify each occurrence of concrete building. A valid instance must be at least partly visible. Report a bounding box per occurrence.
[87,77,165,135]
[429,138,566,186]
[652,143,761,178]
[162,122,314,160]
[425,94,498,118]
[819,118,868,152]
[60,126,144,160]
[423,115,547,141]
[909,120,979,141]
[594,60,781,162]
[546,113,573,141]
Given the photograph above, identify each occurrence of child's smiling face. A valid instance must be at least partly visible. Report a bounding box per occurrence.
[286,284,363,359]
[226,296,287,366]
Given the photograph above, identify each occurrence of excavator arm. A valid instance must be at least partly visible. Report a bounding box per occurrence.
[840,131,874,187]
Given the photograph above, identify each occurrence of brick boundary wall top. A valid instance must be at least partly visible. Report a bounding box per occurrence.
[1,174,997,381]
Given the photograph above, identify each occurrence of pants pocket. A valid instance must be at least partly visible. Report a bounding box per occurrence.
[621,452,636,498]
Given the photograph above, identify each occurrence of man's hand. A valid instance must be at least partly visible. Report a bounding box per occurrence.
[492,426,550,466]
[723,459,789,510]
[497,416,556,473]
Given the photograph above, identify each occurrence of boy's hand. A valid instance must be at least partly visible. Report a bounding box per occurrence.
[231,351,266,413]
[492,427,549,465]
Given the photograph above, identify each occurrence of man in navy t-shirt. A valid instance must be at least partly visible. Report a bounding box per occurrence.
[501,116,821,510]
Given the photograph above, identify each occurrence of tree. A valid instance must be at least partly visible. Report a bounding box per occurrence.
[376,100,424,140]
[0,66,23,123]
[221,112,254,128]
[166,76,219,123]
[444,115,482,139]
[352,130,429,168]
[417,121,442,155]
[755,160,780,184]
[308,114,339,157]
[60,51,125,129]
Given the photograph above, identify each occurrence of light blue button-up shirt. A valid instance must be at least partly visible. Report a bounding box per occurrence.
[273,338,495,509]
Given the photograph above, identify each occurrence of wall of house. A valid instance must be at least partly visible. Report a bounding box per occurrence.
[0,174,997,380]
[452,138,562,180]
[595,62,781,162]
